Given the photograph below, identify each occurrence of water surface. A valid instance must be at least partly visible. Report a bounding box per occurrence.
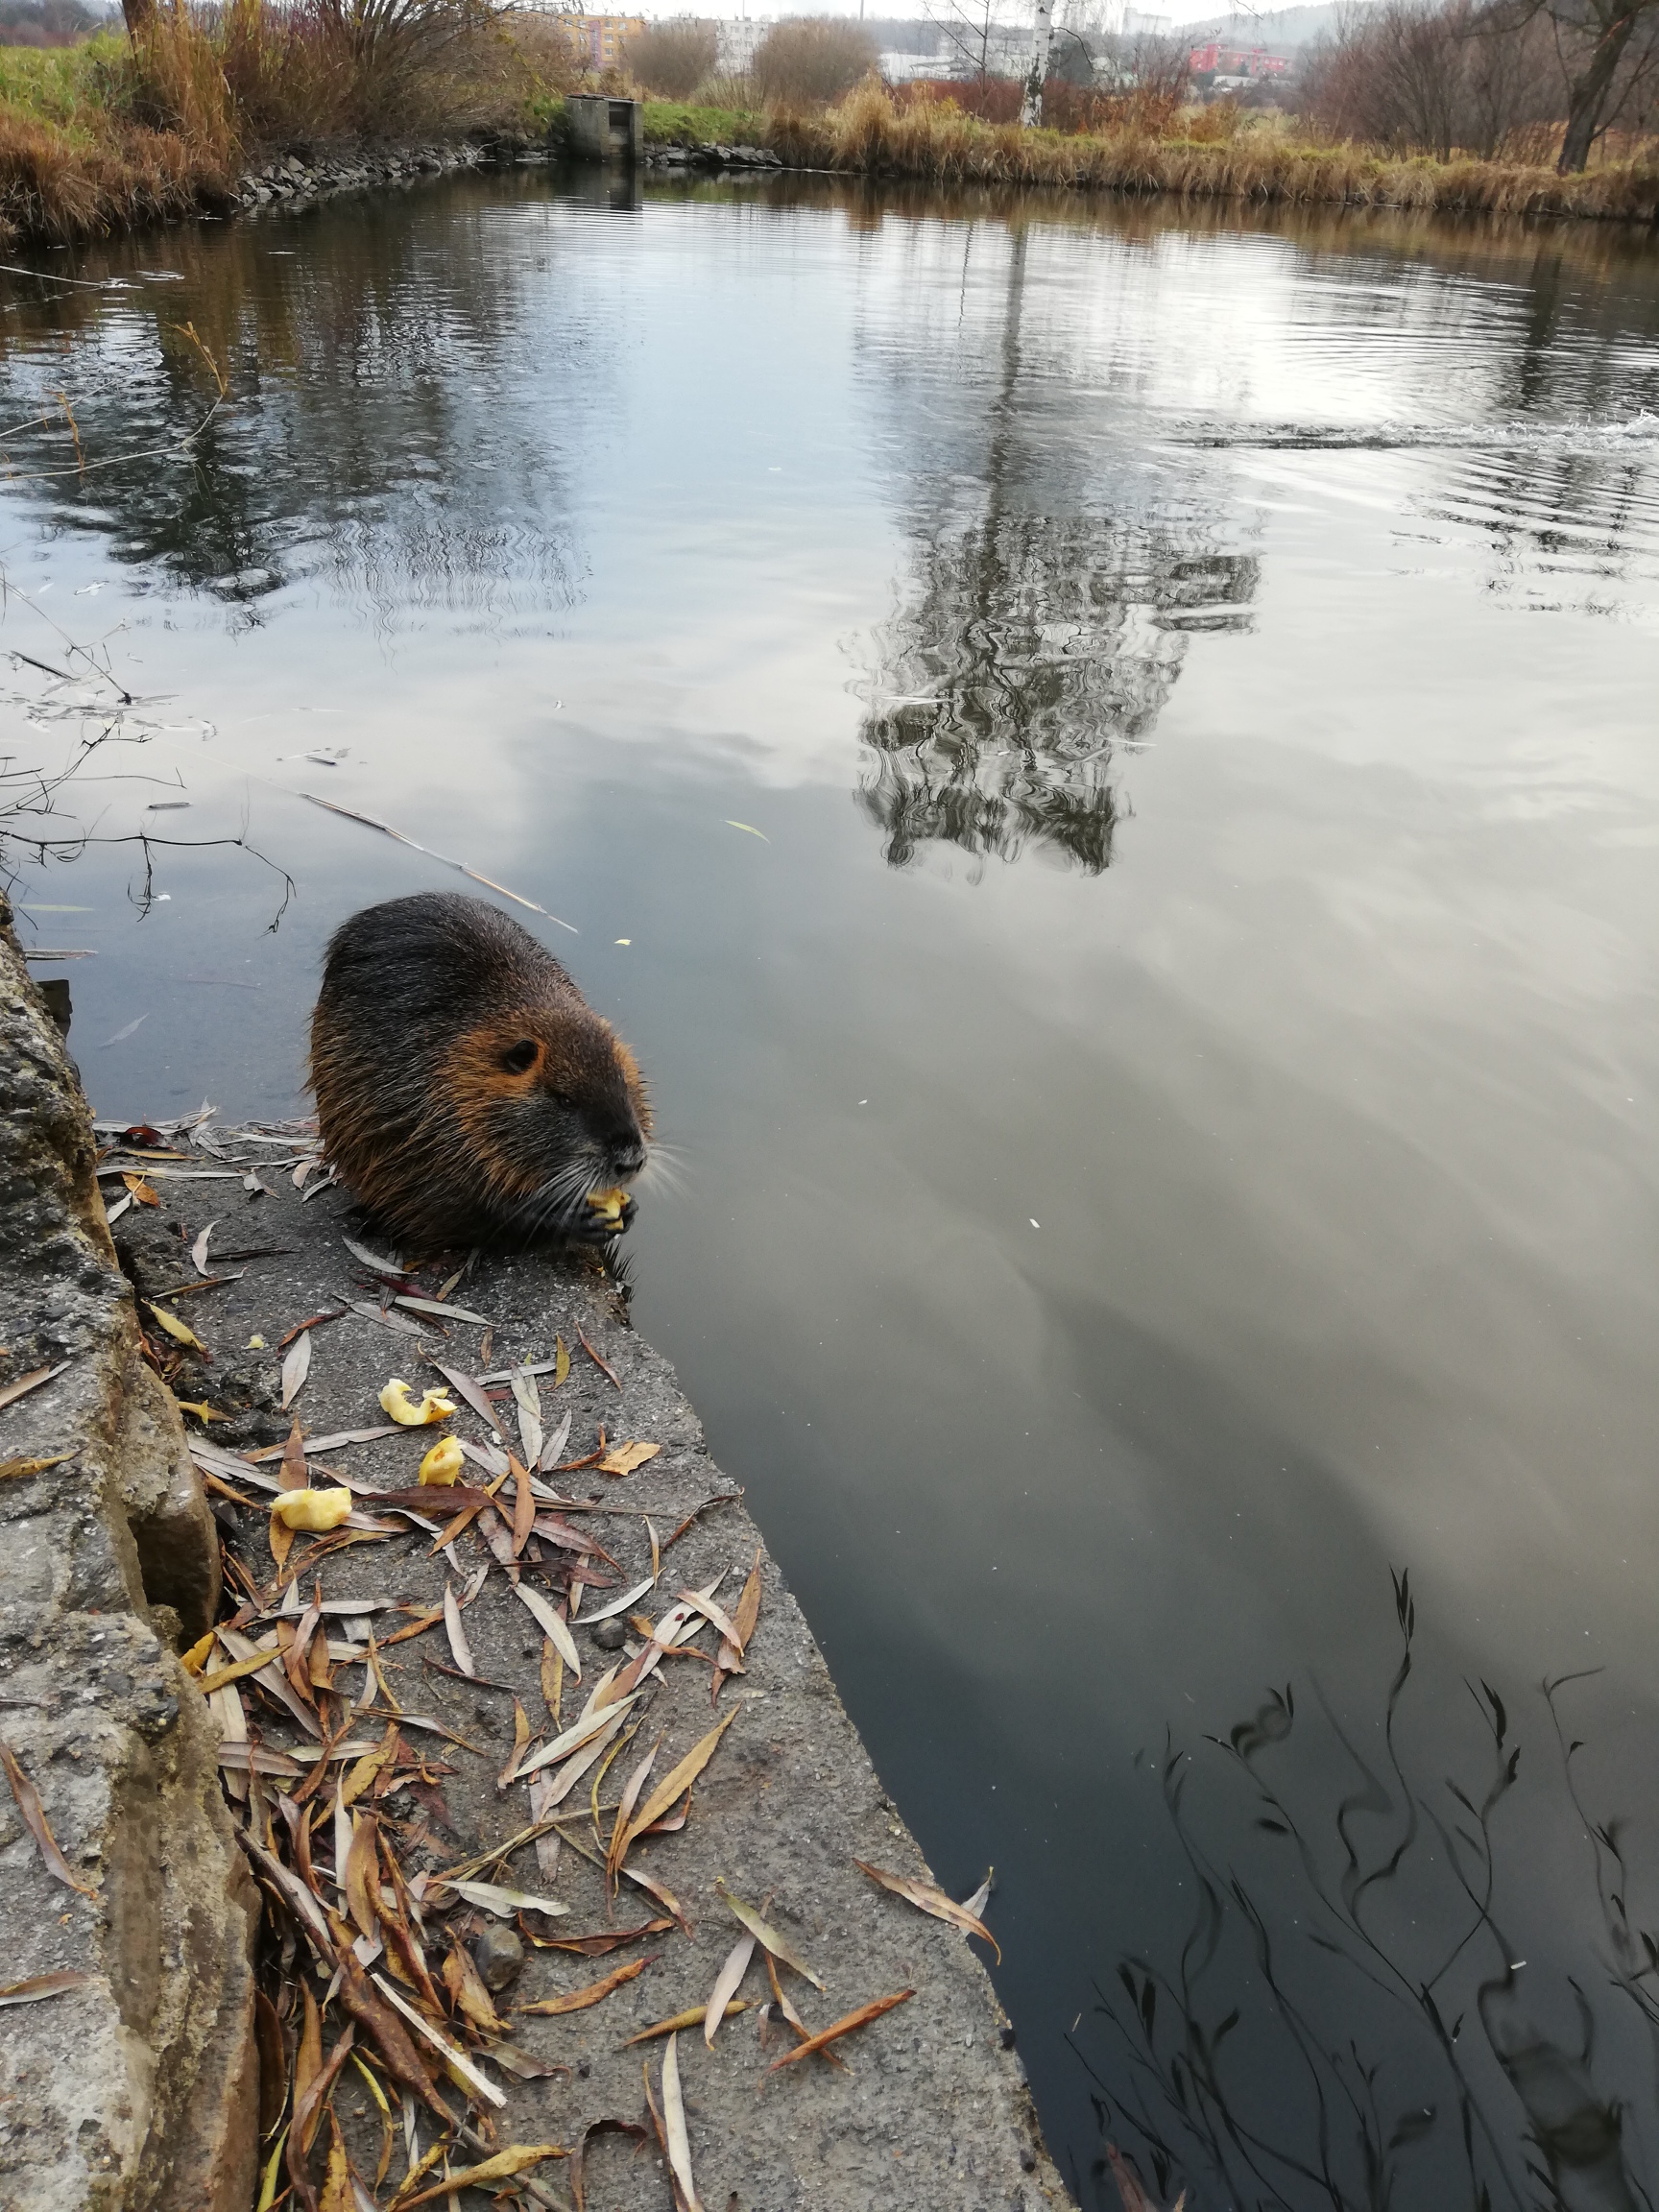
[4,170,1659,2209]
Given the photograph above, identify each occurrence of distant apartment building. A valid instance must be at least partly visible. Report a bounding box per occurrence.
[1189,39,1291,77]
[556,12,645,71]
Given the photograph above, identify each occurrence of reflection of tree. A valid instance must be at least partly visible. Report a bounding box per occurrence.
[0,174,588,633]
[857,221,1257,876]
[1078,1575,1659,2212]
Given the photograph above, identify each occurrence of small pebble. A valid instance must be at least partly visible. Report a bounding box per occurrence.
[591,1617,627,1652]
[473,1924,524,1993]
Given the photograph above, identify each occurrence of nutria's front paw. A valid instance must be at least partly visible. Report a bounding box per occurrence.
[567,1194,637,1245]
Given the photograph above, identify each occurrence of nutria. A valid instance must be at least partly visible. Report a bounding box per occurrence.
[309,892,650,1256]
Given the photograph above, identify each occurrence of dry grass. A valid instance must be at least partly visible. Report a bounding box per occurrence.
[770,84,1659,225]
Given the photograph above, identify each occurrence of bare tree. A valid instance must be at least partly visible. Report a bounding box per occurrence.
[1546,0,1659,168]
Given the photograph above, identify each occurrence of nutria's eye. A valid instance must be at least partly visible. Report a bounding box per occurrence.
[500,1040,540,1075]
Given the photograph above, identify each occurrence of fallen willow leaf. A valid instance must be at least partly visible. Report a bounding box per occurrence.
[514,1695,642,1784]
[661,2032,701,2210]
[147,1301,204,1351]
[675,1586,744,1649]
[443,1585,474,1678]
[394,2146,567,2210]
[540,1408,573,1472]
[121,1172,159,1205]
[621,1999,750,2048]
[0,1736,96,1898]
[512,1579,581,1677]
[378,1380,455,1426]
[442,1878,569,1918]
[578,1327,621,1391]
[715,1883,825,1990]
[761,1949,844,2072]
[394,1293,493,1326]
[512,1367,542,1466]
[444,1935,504,2036]
[371,1971,506,2108]
[280,1329,312,1409]
[554,1334,570,1387]
[513,1458,535,1557]
[417,1435,464,1487]
[518,1954,657,2017]
[272,1487,352,1533]
[531,1918,671,1958]
[0,1969,89,2007]
[761,1988,914,2077]
[612,1704,741,1883]
[318,2113,352,2212]
[854,1860,1000,1962]
[343,1236,409,1281]
[1106,2144,1187,2212]
[704,1933,755,2047]
[599,1440,660,1479]
[962,1868,994,1919]
[580,1575,655,1625]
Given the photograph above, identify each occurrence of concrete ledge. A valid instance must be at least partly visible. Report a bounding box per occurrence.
[0,902,259,2212]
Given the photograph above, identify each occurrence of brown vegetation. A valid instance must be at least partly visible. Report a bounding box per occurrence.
[768,82,1659,222]
[752,14,877,108]
[624,15,716,100]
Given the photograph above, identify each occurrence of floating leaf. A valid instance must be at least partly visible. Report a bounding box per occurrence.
[518,1955,657,2016]
[378,1380,455,1426]
[599,1440,660,1479]
[854,1860,1000,1961]
[761,1987,914,2077]
[0,1735,96,1898]
[271,1487,352,1533]
[715,1882,824,1990]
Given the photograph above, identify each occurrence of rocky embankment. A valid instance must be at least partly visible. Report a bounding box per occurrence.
[0,907,1069,2211]
[232,136,513,212]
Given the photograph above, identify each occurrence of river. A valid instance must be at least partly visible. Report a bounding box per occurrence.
[3,166,1659,2210]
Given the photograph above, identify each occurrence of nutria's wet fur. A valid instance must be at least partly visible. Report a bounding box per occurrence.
[310,893,650,1256]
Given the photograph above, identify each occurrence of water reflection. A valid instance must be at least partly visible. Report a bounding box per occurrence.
[1081,1576,1659,2212]
[855,224,1258,874]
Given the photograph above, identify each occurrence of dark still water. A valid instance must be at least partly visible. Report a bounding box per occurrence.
[5,171,1659,2208]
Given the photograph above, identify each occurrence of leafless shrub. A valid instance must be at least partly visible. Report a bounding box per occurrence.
[624,15,715,99]
[752,15,877,108]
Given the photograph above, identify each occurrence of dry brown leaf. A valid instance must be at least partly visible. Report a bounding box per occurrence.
[517,1955,657,2016]
[499,1696,531,1792]
[121,1172,159,1205]
[674,1586,744,1648]
[1106,2145,1187,2212]
[443,1584,475,1679]
[761,1988,914,2078]
[704,1934,756,2048]
[611,1705,740,1887]
[715,1547,763,1698]
[661,2032,701,2210]
[0,1736,96,1899]
[280,1329,311,1410]
[295,1981,324,2151]
[443,1934,505,2036]
[620,1999,750,2047]
[599,1440,661,1479]
[854,1859,1001,1962]
[0,1969,89,2008]
[715,1883,825,1991]
[530,1918,671,1958]
[762,1949,845,2072]
[513,1457,536,1557]
[578,1326,621,1391]
[343,1722,399,1808]
[147,1301,204,1351]
[345,1813,383,1942]
[393,2145,567,2211]
[541,1637,563,1726]
[317,2113,352,2212]
[554,1334,570,1387]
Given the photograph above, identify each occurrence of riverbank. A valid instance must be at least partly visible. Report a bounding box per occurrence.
[0,910,1070,2212]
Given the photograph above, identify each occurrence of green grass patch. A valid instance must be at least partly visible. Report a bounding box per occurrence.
[0,32,124,132]
[642,100,763,146]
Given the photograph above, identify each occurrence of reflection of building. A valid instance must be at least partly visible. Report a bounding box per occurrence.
[1189,39,1290,76]
[553,12,646,71]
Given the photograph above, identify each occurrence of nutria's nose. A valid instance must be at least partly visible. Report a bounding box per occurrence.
[613,1139,647,1178]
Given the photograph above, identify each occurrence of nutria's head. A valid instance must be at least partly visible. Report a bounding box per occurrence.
[309,890,653,1254]
[443,1007,651,1242]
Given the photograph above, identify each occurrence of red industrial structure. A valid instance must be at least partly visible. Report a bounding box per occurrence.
[1189,40,1292,77]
